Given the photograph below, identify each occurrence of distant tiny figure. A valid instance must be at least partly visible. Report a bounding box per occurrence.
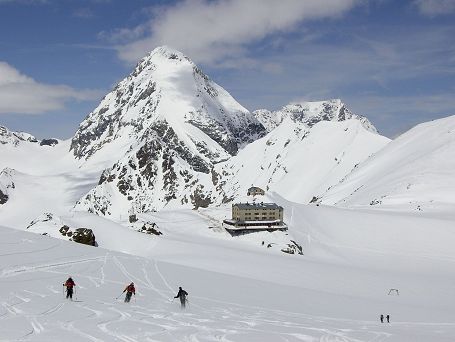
[386,314,390,323]
[380,314,384,323]
[123,282,136,303]
[174,286,188,308]
[63,277,76,300]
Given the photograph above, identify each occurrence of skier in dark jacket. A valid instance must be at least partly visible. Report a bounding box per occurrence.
[380,314,384,323]
[174,286,188,308]
[123,282,136,303]
[386,314,390,323]
[63,277,76,300]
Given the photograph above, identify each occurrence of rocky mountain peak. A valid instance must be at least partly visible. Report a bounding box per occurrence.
[254,99,378,134]
[0,125,38,146]
[71,47,266,215]
[70,46,265,161]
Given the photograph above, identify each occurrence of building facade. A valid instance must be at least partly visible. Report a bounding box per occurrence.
[232,202,283,222]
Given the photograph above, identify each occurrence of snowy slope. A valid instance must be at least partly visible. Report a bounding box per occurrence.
[320,115,455,211]
[254,99,377,133]
[0,137,102,230]
[1,114,455,340]
[214,118,389,204]
[1,199,455,341]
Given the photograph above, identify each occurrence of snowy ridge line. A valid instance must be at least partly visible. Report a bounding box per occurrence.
[0,256,106,277]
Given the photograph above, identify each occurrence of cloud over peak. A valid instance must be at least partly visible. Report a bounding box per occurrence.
[112,0,359,65]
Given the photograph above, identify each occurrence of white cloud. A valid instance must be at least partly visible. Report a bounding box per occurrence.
[111,0,359,65]
[0,62,101,115]
[414,0,455,16]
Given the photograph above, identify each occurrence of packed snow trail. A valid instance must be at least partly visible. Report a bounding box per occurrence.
[1,226,455,341]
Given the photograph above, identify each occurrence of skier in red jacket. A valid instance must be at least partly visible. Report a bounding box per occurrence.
[123,282,135,303]
[63,277,76,300]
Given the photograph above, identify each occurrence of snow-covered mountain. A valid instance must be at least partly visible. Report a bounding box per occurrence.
[214,118,389,204]
[321,115,455,211]
[0,125,38,146]
[71,46,265,163]
[72,47,389,217]
[254,99,377,133]
[72,46,266,216]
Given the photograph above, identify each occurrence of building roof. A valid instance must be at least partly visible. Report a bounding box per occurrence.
[233,202,282,210]
[248,186,264,191]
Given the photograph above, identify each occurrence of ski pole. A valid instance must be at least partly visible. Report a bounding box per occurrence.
[115,292,124,300]
[62,284,65,299]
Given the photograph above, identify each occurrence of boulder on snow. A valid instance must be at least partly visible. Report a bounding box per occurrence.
[40,138,59,147]
[281,240,303,255]
[71,228,97,246]
[59,225,73,237]
[138,222,162,236]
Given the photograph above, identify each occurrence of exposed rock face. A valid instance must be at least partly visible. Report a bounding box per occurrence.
[0,190,8,204]
[0,168,15,205]
[254,99,377,133]
[40,139,59,146]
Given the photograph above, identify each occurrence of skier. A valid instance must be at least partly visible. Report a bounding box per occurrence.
[386,314,390,323]
[174,286,188,308]
[380,314,384,323]
[123,282,136,303]
[63,277,76,300]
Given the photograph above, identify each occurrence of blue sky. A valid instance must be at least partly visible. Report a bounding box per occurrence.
[0,0,454,139]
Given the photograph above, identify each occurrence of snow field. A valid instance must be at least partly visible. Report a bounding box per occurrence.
[2,225,455,341]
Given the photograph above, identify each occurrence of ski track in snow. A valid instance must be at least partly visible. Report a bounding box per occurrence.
[0,227,454,341]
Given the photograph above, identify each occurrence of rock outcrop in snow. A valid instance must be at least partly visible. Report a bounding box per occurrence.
[0,168,15,205]
[27,212,97,246]
[254,99,377,133]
